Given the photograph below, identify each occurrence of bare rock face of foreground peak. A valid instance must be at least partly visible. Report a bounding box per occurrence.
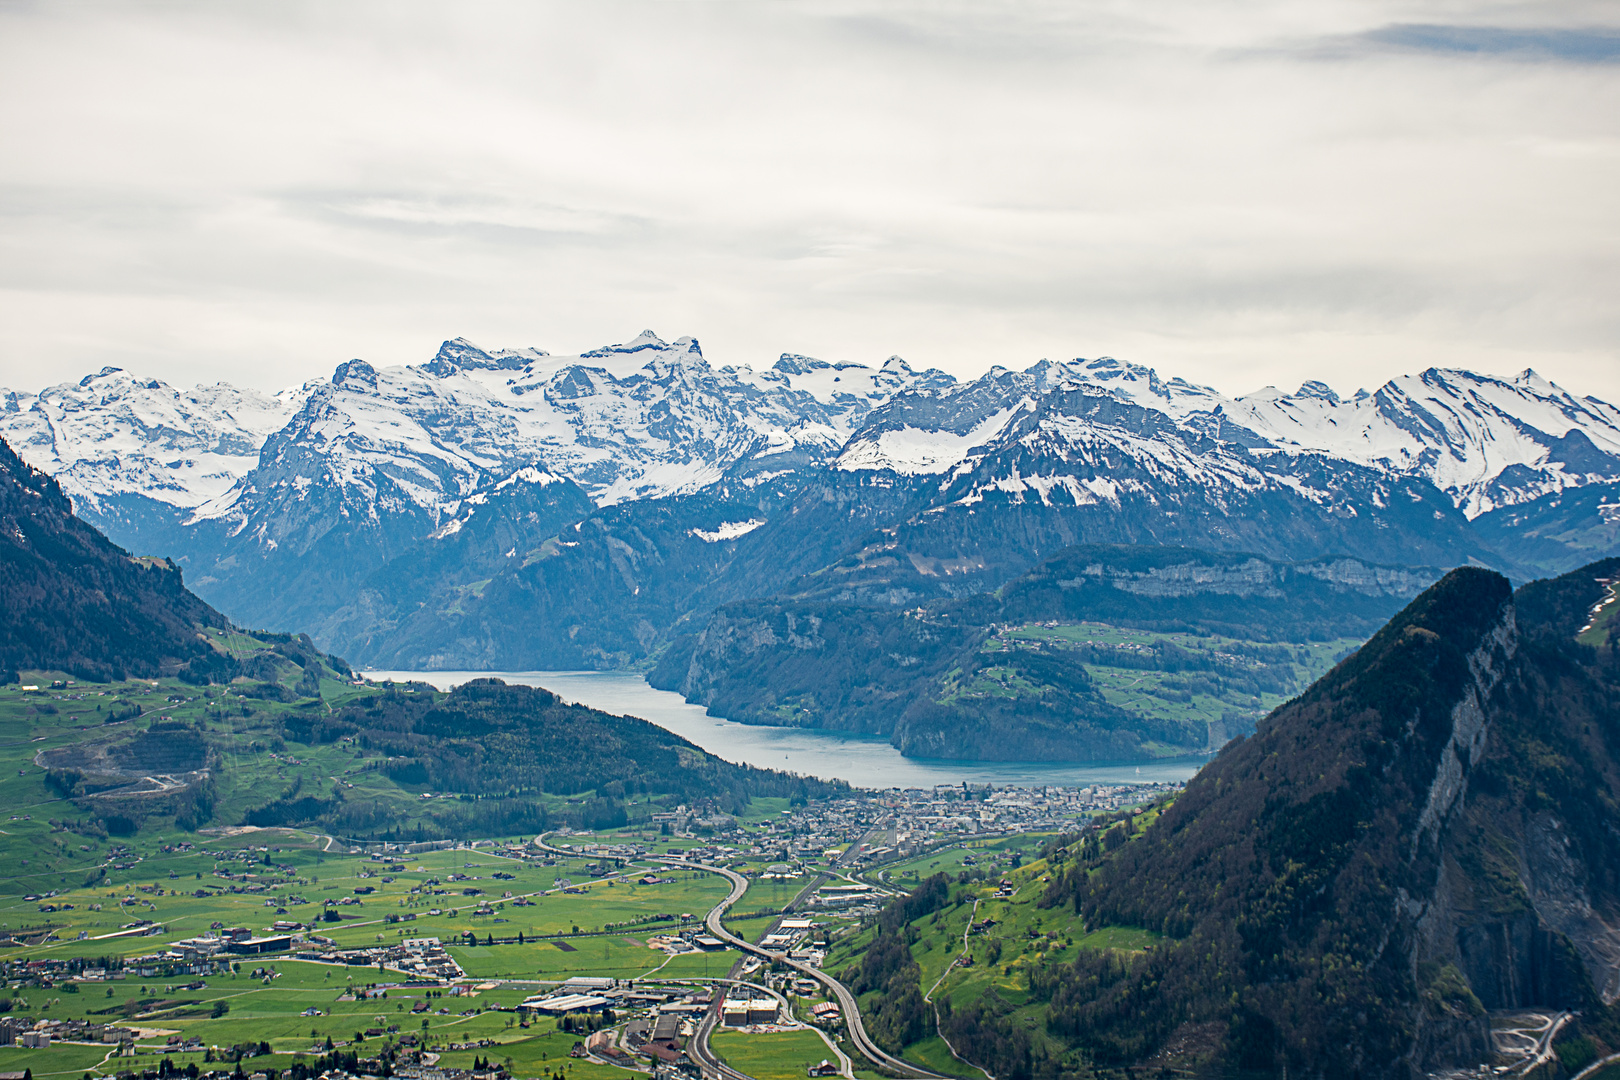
[1033,560,1620,1077]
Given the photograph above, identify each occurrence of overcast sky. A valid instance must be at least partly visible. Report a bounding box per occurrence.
[1,1,1617,402]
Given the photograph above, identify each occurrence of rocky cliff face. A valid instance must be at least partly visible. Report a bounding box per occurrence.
[1035,561,1620,1077]
[1417,564,1620,1022]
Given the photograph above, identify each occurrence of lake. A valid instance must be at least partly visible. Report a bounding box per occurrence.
[362,669,1206,791]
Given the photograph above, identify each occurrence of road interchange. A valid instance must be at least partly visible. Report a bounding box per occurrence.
[532,832,955,1080]
[657,857,952,1080]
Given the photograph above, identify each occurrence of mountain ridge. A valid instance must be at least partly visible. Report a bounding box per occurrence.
[8,337,1619,529]
[5,334,1619,666]
[0,435,228,682]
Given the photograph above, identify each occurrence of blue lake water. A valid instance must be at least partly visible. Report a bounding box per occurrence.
[362,669,1206,791]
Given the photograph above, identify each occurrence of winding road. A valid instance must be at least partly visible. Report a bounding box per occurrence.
[534,833,955,1080]
[658,856,953,1080]
[1491,1011,1571,1077]
[924,898,990,1080]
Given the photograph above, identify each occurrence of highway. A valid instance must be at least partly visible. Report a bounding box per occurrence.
[681,869,762,1080]
[684,973,851,1080]
[659,856,955,1080]
[533,832,954,1079]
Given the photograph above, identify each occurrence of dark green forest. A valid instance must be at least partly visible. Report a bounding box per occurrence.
[0,436,228,681]
[241,678,847,838]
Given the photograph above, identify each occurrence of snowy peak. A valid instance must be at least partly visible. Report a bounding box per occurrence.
[832,356,1620,519]
[332,359,379,390]
[835,363,1058,475]
[1228,365,1620,516]
[193,331,964,529]
[494,464,564,490]
[1070,356,1230,418]
[6,334,1620,539]
[771,353,831,376]
[1295,380,1340,404]
[0,369,304,512]
[581,329,696,359]
[746,351,952,415]
[422,337,548,377]
[78,365,138,388]
[834,356,1225,477]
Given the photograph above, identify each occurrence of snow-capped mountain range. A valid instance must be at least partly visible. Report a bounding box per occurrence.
[0,368,305,515]
[6,334,1616,532]
[834,355,1620,518]
[3,330,1618,668]
[1,332,958,526]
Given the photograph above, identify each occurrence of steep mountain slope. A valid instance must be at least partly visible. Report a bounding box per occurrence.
[816,382,1495,608]
[0,435,228,681]
[359,375,1511,670]
[185,455,597,649]
[12,347,1619,540]
[0,366,303,512]
[652,544,1438,760]
[107,334,956,644]
[349,469,937,669]
[189,332,951,523]
[1022,561,1620,1076]
[1228,367,1620,517]
[0,366,305,553]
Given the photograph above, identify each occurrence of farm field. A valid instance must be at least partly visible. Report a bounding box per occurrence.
[0,827,759,1080]
[0,662,1165,1080]
[709,1029,838,1080]
[0,748,863,1080]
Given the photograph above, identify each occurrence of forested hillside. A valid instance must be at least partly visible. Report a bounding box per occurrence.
[654,545,1436,760]
[0,435,228,681]
[3,430,842,843]
[318,678,845,824]
[1012,561,1620,1076]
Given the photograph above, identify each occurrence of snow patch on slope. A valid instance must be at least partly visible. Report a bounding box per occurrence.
[836,405,1023,475]
[689,519,767,543]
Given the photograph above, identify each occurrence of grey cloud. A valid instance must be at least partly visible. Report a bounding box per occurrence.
[1335,23,1620,62]
[288,190,652,248]
[0,2,1616,404]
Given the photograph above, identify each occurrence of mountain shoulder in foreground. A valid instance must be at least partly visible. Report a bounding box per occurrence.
[1010,561,1620,1077]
